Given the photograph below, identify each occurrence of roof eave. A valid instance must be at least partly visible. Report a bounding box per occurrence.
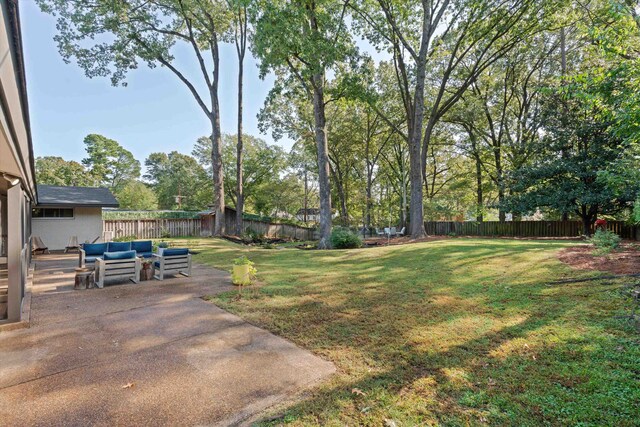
[36,203,120,208]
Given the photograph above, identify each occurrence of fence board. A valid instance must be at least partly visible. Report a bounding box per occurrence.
[423,221,637,239]
[104,217,316,240]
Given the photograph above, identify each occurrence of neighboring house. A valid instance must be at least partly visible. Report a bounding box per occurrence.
[32,185,119,250]
[295,208,339,223]
[0,0,37,325]
[296,208,320,223]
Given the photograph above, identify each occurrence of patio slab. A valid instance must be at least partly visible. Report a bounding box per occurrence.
[0,253,335,426]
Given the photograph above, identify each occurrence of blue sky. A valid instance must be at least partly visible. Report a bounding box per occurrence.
[21,1,293,167]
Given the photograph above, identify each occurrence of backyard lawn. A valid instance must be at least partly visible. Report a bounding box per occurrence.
[179,238,639,426]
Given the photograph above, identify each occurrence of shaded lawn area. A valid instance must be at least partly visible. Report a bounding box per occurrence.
[180,238,639,426]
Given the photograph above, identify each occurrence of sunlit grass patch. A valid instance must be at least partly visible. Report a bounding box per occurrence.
[179,237,640,426]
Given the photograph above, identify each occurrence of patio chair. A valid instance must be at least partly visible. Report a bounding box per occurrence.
[375,228,385,236]
[384,227,390,236]
[65,236,79,253]
[95,250,141,288]
[397,227,406,236]
[31,236,49,255]
[153,248,192,281]
[389,227,397,237]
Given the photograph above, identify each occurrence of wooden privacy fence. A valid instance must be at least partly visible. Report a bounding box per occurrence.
[220,213,316,240]
[238,219,317,240]
[104,217,317,240]
[104,219,201,239]
[424,221,638,239]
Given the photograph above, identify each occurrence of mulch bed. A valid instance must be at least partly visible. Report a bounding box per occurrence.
[222,235,291,246]
[558,242,640,275]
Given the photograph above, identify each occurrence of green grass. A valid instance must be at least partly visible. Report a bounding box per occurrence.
[179,237,639,426]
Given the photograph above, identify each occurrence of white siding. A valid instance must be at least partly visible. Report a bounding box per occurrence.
[32,207,103,250]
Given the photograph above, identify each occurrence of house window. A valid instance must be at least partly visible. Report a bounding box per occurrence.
[33,208,74,219]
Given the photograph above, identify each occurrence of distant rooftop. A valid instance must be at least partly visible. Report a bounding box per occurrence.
[37,185,119,208]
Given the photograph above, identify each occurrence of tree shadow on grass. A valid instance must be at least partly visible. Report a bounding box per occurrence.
[205,239,638,425]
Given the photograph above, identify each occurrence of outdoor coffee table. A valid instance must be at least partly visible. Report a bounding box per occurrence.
[74,267,95,290]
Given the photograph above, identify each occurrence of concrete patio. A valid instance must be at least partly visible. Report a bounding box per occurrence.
[0,253,335,426]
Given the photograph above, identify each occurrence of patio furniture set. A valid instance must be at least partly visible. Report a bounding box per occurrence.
[376,227,406,237]
[78,240,192,289]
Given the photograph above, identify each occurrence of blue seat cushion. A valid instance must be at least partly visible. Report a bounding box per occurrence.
[137,252,154,259]
[103,250,137,260]
[154,261,160,268]
[84,256,99,264]
[108,241,131,252]
[83,243,108,256]
[162,248,189,256]
[131,240,152,253]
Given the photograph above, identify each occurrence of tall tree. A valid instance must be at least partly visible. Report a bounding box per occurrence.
[252,0,356,248]
[38,0,231,235]
[352,0,547,237]
[193,134,287,216]
[35,156,93,187]
[116,181,158,210]
[227,0,250,235]
[82,134,140,193]
[144,151,211,210]
[505,90,639,235]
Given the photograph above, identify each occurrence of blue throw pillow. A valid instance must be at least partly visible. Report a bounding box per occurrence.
[108,241,131,252]
[162,248,189,256]
[131,240,152,253]
[103,250,137,260]
[83,243,108,256]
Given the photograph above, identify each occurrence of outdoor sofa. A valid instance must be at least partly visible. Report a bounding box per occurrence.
[80,240,154,267]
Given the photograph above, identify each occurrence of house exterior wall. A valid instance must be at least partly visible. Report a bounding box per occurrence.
[0,1,36,325]
[32,207,103,250]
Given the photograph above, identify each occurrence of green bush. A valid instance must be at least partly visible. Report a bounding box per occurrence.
[589,229,621,255]
[330,227,362,249]
[243,227,265,244]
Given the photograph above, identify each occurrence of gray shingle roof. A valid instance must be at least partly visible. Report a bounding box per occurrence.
[37,185,119,207]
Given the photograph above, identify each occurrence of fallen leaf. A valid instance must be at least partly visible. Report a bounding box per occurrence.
[360,406,370,413]
[122,382,135,389]
[351,388,366,396]
[384,419,398,427]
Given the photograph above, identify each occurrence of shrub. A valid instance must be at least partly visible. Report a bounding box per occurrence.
[330,227,362,249]
[589,229,621,255]
[243,227,264,244]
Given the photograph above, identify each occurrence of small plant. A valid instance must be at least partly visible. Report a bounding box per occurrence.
[160,227,171,239]
[232,256,257,286]
[447,232,457,237]
[589,228,621,255]
[330,227,362,249]
[157,241,170,248]
[261,242,276,249]
[113,235,137,242]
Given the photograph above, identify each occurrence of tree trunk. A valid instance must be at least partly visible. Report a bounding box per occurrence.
[235,53,244,236]
[474,147,483,222]
[211,113,225,236]
[580,204,598,237]
[495,147,505,222]
[312,75,332,249]
[582,214,592,237]
[303,169,308,224]
[560,27,569,223]
[365,172,373,231]
[408,3,430,238]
